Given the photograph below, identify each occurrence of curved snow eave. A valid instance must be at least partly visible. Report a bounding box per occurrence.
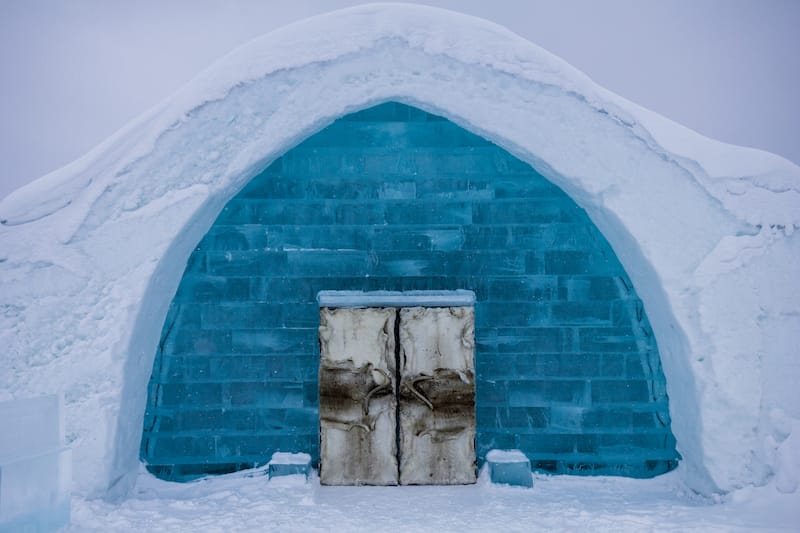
[1,2,798,231]
[616,99,800,232]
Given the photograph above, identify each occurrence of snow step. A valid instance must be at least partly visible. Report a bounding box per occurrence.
[486,449,533,488]
[268,452,312,480]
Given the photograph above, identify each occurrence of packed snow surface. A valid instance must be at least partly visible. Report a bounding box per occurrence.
[0,2,798,503]
[67,467,799,532]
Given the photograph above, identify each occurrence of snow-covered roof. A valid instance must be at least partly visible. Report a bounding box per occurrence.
[0,3,797,499]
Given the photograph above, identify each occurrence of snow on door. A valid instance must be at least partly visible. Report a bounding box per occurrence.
[318,307,398,485]
[318,305,476,486]
[398,307,476,485]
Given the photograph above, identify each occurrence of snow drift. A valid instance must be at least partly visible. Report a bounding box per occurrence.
[0,3,798,498]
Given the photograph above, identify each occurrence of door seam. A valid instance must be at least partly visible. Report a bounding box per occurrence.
[393,308,401,482]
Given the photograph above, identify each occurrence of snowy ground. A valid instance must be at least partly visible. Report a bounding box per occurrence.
[68,468,799,532]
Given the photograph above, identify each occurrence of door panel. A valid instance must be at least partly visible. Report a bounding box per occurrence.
[318,307,398,485]
[398,306,476,485]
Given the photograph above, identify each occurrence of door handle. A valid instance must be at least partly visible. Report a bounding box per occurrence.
[406,374,434,411]
[319,417,372,433]
[363,367,393,416]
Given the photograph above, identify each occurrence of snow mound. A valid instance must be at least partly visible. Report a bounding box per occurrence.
[0,3,798,500]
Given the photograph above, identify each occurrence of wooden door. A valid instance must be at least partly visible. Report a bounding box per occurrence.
[318,305,476,486]
[398,306,476,485]
[318,307,398,485]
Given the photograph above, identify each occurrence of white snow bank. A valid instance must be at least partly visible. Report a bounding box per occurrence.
[0,3,798,499]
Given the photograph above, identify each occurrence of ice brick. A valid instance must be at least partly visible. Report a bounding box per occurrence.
[0,396,61,459]
[268,452,312,479]
[0,396,71,533]
[486,449,533,487]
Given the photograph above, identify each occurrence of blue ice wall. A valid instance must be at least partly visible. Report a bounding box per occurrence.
[140,102,679,480]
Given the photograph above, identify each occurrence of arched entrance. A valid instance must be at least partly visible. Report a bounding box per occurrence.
[139,102,678,481]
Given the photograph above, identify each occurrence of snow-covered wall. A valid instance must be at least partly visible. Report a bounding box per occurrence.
[0,3,797,498]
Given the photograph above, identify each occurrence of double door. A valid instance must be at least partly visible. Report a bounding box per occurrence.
[318,306,476,485]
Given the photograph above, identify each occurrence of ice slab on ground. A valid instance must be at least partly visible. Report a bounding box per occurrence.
[0,396,71,533]
[486,449,533,488]
[268,452,312,480]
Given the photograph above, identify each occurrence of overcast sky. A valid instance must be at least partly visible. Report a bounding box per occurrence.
[1,0,798,200]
